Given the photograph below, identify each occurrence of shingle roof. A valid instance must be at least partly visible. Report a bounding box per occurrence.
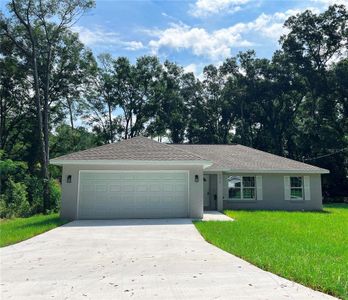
[51,136,206,162]
[51,136,328,173]
[172,144,328,172]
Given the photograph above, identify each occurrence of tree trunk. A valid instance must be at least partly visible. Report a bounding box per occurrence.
[124,111,130,139]
[240,99,245,144]
[32,52,49,213]
[42,47,52,212]
[130,112,133,138]
[0,95,5,149]
[107,100,113,143]
[67,97,74,130]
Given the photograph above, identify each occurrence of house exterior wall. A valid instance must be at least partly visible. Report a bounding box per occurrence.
[61,164,203,220]
[219,173,323,211]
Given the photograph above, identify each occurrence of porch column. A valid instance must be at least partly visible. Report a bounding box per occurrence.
[217,171,223,211]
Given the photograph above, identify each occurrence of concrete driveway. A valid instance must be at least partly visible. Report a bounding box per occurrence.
[0,219,336,300]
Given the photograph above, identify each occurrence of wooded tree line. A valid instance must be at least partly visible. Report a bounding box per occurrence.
[0,1,347,217]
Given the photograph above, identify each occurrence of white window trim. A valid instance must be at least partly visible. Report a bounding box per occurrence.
[290,176,304,201]
[227,175,257,201]
[256,175,263,200]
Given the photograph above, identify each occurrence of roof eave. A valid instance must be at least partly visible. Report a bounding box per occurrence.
[206,168,330,174]
[50,159,213,169]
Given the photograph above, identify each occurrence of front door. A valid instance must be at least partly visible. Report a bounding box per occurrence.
[203,175,210,209]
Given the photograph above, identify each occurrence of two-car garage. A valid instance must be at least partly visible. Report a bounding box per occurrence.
[52,136,207,220]
[77,171,189,219]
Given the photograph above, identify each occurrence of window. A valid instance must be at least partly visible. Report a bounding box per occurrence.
[290,176,303,200]
[228,176,241,199]
[228,176,256,200]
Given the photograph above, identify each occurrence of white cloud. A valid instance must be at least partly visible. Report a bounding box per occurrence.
[231,8,320,40]
[122,41,144,51]
[190,0,251,17]
[147,7,324,61]
[311,0,348,6]
[183,63,198,74]
[148,23,252,61]
[184,63,206,80]
[244,9,304,40]
[189,0,345,18]
[72,26,144,51]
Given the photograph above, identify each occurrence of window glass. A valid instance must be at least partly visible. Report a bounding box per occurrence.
[228,176,241,199]
[290,176,302,188]
[291,188,302,199]
[243,176,255,187]
[290,176,303,200]
[228,176,256,200]
[243,188,255,199]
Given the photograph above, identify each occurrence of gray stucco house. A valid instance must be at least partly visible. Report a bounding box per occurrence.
[50,136,329,220]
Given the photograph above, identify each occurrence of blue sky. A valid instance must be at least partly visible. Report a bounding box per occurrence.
[1,0,345,75]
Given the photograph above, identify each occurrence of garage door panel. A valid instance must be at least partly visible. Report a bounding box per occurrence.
[150,184,161,192]
[122,185,134,192]
[78,171,188,219]
[163,184,173,192]
[175,184,186,192]
[95,184,108,192]
[110,185,121,192]
[135,185,147,192]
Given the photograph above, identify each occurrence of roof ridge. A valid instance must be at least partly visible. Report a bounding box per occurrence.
[132,136,207,161]
[172,143,238,146]
[51,142,116,160]
[52,136,150,160]
[51,136,209,162]
[167,143,209,161]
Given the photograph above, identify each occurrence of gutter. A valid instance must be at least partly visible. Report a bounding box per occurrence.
[206,168,330,174]
[50,159,213,169]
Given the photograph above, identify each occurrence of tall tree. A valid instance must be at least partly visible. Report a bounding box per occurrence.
[50,31,97,131]
[83,53,121,143]
[281,4,348,195]
[0,53,31,157]
[0,0,94,211]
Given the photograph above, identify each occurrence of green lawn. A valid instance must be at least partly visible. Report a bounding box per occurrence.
[0,214,68,247]
[194,204,348,299]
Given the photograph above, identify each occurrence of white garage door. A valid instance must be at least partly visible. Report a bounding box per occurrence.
[78,171,189,219]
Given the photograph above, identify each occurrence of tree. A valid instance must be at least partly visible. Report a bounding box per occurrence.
[50,124,102,158]
[0,52,32,157]
[182,72,205,143]
[147,61,187,143]
[0,0,94,211]
[131,56,162,138]
[83,53,123,143]
[281,4,348,196]
[50,31,97,131]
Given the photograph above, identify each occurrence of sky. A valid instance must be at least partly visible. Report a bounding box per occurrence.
[1,0,347,76]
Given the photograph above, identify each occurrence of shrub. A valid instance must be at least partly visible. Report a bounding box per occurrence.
[25,176,44,214]
[0,155,28,182]
[1,178,30,218]
[0,155,62,218]
[49,179,61,212]
[0,196,8,218]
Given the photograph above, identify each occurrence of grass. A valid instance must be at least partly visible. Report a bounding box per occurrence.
[0,213,68,247]
[194,204,348,299]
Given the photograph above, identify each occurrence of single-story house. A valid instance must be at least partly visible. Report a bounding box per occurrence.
[50,136,329,220]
